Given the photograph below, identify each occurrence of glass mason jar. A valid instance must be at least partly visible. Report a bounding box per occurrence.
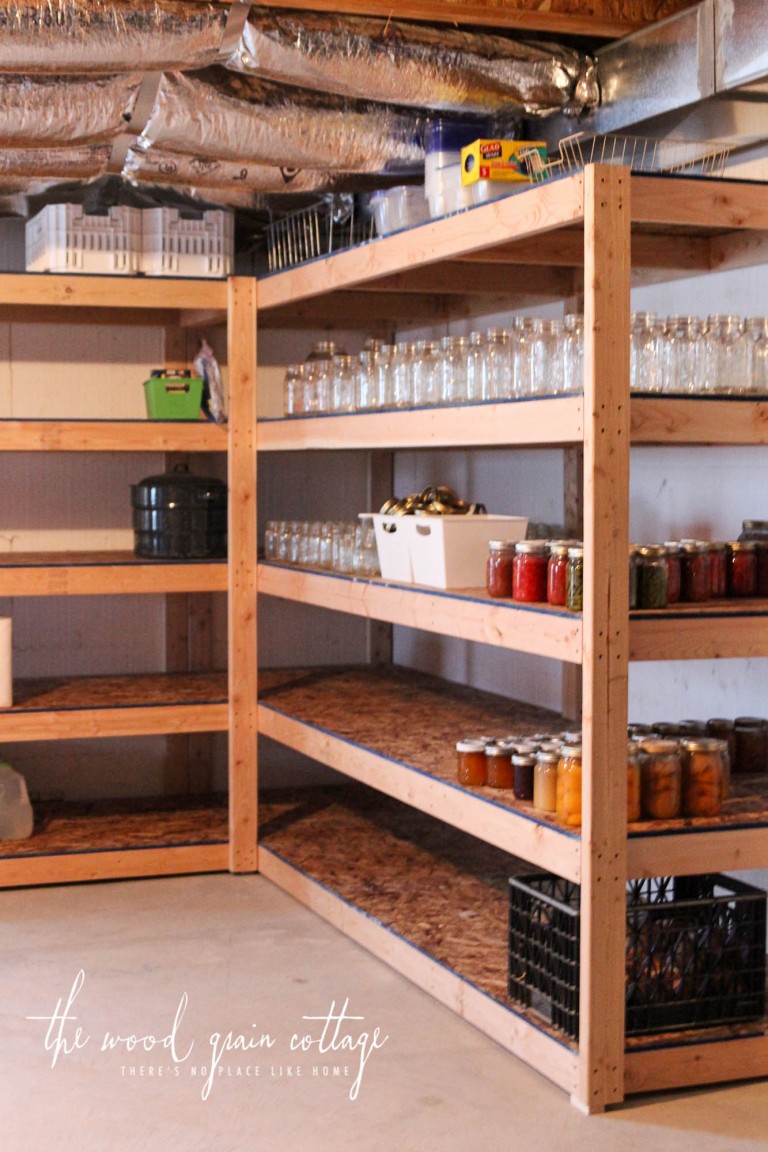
[412,340,441,406]
[263,520,279,560]
[456,739,488,786]
[391,341,416,408]
[638,738,682,820]
[566,545,584,612]
[512,752,536,800]
[547,542,571,607]
[374,343,395,408]
[561,312,584,394]
[556,742,582,827]
[512,540,549,603]
[331,353,356,412]
[465,331,488,402]
[679,540,711,603]
[707,541,727,598]
[627,742,642,822]
[630,311,663,392]
[485,742,514,788]
[662,315,705,394]
[485,328,512,400]
[283,363,305,416]
[745,316,768,395]
[355,349,378,410]
[353,515,379,577]
[637,544,668,609]
[734,715,768,774]
[726,540,757,597]
[487,539,516,599]
[706,717,735,792]
[704,314,748,394]
[511,316,535,397]
[663,540,682,604]
[533,749,559,812]
[529,317,557,396]
[680,737,726,818]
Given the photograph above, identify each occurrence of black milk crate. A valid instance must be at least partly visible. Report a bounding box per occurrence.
[508,872,766,1040]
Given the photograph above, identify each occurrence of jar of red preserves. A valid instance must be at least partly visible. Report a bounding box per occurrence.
[708,542,727,598]
[680,540,711,603]
[512,540,549,603]
[726,540,757,597]
[547,542,570,606]
[663,541,681,604]
[486,540,515,599]
[485,742,514,788]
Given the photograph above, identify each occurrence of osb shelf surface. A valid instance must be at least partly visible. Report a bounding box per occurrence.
[259,665,768,838]
[0,551,226,568]
[260,783,533,1022]
[4,672,228,713]
[0,794,229,858]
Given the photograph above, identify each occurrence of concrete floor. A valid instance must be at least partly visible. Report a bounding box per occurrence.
[0,874,766,1152]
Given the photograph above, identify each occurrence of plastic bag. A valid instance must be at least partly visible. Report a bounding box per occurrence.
[194,337,227,424]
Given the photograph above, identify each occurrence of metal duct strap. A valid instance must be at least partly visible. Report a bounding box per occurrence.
[140,69,425,174]
[227,8,599,116]
[0,0,228,72]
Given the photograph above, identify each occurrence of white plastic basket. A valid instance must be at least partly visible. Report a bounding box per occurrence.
[140,207,234,278]
[25,204,142,275]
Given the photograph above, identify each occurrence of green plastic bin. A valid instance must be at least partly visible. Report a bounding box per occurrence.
[143,370,204,420]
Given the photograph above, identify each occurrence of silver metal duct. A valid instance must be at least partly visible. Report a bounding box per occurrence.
[227,8,598,117]
[124,144,343,195]
[0,144,110,182]
[139,69,425,174]
[0,0,228,72]
[0,73,140,146]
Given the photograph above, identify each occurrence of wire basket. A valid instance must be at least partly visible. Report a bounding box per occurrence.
[521,133,733,184]
[265,195,375,272]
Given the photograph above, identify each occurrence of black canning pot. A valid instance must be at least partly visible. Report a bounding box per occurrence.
[131,465,227,559]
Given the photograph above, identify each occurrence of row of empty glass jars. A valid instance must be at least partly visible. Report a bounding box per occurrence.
[283,318,585,416]
[263,517,379,577]
[630,312,768,394]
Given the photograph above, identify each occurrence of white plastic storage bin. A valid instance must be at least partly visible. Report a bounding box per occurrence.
[372,514,413,583]
[140,207,234,277]
[25,204,142,274]
[408,514,528,588]
[370,186,430,236]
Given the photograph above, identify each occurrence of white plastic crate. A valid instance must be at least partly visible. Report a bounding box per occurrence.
[25,204,142,275]
[140,207,234,278]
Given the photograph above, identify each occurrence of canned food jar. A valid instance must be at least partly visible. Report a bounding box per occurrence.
[512,540,549,603]
[533,750,559,812]
[556,742,582,827]
[638,738,682,820]
[679,541,711,603]
[456,739,487,786]
[486,539,516,599]
[726,540,757,597]
[680,737,726,817]
[629,545,640,609]
[663,541,681,604]
[706,718,735,792]
[708,542,727,598]
[755,540,768,597]
[637,544,668,609]
[565,546,584,612]
[485,742,514,788]
[627,742,641,822]
[734,716,768,773]
[547,542,570,607]
[512,753,536,800]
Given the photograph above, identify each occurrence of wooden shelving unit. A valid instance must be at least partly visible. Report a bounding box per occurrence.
[0,273,257,881]
[254,168,768,1112]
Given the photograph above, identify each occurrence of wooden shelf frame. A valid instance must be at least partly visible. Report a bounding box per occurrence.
[253,169,768,1111]
[0,552,228,596]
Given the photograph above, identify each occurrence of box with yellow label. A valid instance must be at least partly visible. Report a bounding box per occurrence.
[461,139,547,185]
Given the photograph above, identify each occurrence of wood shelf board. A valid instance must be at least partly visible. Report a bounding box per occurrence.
[259,785,578,1069]
[257,395,583,450]
[0,843,229,887]
[631,176,768,235]
[631,395,768,445]
[0,273,227,314]
[631,607,768,661]
[257,176,585,313]
[258,563,582,662]
[0,419,227,452]
[624,1027,768,1095]
[0,552,228,596]
[0,672,229,740]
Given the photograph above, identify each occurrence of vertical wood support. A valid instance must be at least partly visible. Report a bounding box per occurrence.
[577,165,630,1112]
[227,277,258,872]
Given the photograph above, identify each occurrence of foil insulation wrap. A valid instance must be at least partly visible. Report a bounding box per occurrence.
[124,144,343,196]
[0,73,140,145]
[0,0,228,72]
[0,144,110,182]
[140,70,425,174]
[228,9,599,116]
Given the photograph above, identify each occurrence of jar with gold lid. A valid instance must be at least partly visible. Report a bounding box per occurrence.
[565,546,584,612]
[638,738,682,820]
[456,739,487,787]
[533,749,559,812]
[556,742,582,827]
[485,742,514,789]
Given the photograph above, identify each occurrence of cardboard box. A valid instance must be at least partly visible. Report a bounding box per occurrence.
[461,140,547,186]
